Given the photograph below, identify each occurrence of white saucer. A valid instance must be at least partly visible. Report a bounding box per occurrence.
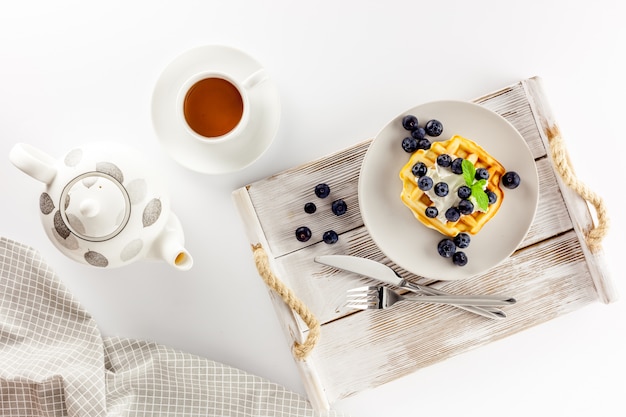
[151,45,281,174]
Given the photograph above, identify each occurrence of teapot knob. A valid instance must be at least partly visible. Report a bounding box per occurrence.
[9,143,57,184]
[79,199,100,218]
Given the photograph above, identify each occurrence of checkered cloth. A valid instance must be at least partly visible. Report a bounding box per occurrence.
[0,237,349,417]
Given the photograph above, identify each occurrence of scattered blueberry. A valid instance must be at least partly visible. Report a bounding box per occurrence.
[451,158,464,174]
[425,206,438,218]
[315,183,331,198]
[331,199,348,216]
[295,226,312,242]
[502,171,521,189]
[445,207,461,222]
[486,190,497,205]
[416,138,431,150]
[425,119,443,137]
[411,127,426,140]
[453,232,471,249]
[458,199,474,215]
[436,154,452,167]
[452,251,468,266]
[402,137,419,153]
[437,238,456,258]
[298,182,352,243]
[304,202,317,214]
[475,168,489,181]
[417,176,433,191]
[411,162,428,177]
[457,185,472,199]
[322,230,339,244]
[434,182,449,197]
[402,115,418,130]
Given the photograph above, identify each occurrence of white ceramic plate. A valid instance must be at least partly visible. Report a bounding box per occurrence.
[359,100,539,280]
[152,45,281,174]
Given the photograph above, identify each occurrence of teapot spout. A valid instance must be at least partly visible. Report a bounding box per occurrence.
[150,213,193,271]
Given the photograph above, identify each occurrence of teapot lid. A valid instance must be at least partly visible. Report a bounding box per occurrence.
[59,172,131,242]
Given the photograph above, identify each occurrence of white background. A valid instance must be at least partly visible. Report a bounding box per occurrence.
[1,1,624,416]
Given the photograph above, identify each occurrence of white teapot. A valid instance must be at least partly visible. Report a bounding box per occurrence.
[9,142,193,270]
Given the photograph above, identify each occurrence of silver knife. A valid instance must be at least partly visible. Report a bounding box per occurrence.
[314,254,511,319]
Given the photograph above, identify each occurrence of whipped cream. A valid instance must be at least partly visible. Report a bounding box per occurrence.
[421,163,486,224]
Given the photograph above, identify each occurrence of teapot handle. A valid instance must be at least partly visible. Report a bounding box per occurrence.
[9,143,57,184]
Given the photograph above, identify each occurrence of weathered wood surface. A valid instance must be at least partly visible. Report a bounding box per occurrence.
[232,76,614,410]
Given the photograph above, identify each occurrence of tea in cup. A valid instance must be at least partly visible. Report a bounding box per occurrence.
[177,69,267,143]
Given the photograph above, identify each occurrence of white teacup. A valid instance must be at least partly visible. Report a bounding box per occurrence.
[176,69,267,144]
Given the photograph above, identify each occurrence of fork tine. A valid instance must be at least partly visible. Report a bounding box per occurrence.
[345,288,371,295]
[346,285,379,292]
[345,291,376,300]
[345,292,373,300]
[346,286,378,295]
[345,302,378,310]
[345,298,374,306]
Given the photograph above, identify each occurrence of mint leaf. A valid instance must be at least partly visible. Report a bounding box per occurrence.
[461,159,475,186]
[471,183,489,211]
[461,160,490,211]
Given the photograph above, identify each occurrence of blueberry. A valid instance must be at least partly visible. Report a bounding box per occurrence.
[458,199,474,215]
[451,158,464,174]
[402,115,418,130]
[416,138,431,150]
[454,232,471,249]
[411,162,428,177]
[445,207,461,222]
[436,154,452,167]
[486,190,497,205]
[295,226,312,242]
[331,199,347,216]
[475,168,489,181]
[425,119,443,137]
[452,251,468,266]
[437,238,456,258]
[502,171,521,189]
[457,185,472,199]
[434,182,449,197]
[401,137,418,153]
[411,127,426,140]
[304,202,316,214]
[417,176,433,191]
[425,206,438,218]
[322,230,339,244]
[315,183,331,198]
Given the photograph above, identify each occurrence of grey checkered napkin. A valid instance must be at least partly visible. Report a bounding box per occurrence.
[0,237,349,417]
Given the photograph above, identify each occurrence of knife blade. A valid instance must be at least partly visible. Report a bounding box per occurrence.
[314,254,510,319]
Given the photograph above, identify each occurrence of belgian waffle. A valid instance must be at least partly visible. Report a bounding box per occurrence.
[399,134,505,236]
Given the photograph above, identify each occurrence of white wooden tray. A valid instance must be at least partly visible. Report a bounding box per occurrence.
[232,77,615,410]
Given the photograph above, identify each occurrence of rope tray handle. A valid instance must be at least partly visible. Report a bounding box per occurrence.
[549,127,609,253]
[252,243,320,360]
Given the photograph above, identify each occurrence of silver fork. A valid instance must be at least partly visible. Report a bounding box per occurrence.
[346,285,516,310]
[314,255,510,319]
